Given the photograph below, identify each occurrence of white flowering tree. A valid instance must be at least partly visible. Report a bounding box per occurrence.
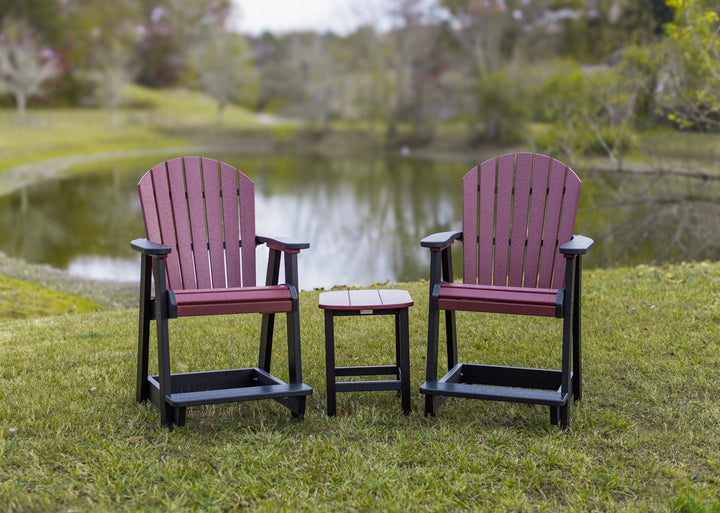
[0,18,60,123]
[188,29,258,125]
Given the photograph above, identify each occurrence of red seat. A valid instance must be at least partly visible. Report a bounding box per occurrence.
[173,286,293,316]
[131,157,312,429]
[420,153,593,427]
[437,283,560,317]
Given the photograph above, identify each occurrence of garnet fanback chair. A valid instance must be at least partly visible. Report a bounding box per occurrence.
[420,153,593,427]
[131,157,312,429]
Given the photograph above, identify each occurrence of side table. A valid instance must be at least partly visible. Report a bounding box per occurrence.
[318,289,413,416]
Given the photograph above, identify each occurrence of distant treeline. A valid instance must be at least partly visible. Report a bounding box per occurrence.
[1,0,718,156]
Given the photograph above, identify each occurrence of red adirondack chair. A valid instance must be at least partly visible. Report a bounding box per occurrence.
[131,157,312,429]
[420,153,593,427]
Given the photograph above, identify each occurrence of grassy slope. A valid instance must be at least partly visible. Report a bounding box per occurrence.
[0,86,268,174]
[0,275,102,319]
[1,262,719,512]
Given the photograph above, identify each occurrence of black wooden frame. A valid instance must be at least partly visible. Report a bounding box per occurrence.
[420,232,592,428]
[323,306,411,416]
[132,235,312,429]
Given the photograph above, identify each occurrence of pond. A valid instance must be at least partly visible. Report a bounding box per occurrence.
[1,153,718,290]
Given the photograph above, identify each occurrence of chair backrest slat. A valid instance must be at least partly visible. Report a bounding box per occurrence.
[537,158,569,288]
[507,153,533,286]
[462,153,581,290]
[235,166,257,287]
[141,161,184,289]
[184,157,212,289]
[138,157,256,291]
[477,160,496,284]
[166,158,197,288]
[553,166,581,289]
[202,158,227,288]
[493,154,515,286]
[462,166,479,284]
[524,154,551,287]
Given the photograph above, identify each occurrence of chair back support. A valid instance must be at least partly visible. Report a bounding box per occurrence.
[138,157,256,291]
[462,153,581,289]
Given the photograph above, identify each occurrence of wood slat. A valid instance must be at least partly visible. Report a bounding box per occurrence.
[201,159,227,288]
[138,172,161,243]
[148,161,183,289]
[493,154,515,286]
[552,168,581,289]
[184,157,212,289]
[537,158,567,288]
[508,153,533,287]
[524,154,551,288]
[166,158,196,289]
[477,159,496,285]
[462,166,479,285]
[236,166,256,287]
[220,164,243,287]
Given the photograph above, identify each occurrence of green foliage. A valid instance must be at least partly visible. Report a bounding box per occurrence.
[658,0,720,131]
[471,70,530,144]
[0,0,65,46]
[1,263,720,510]
[534,65,638,164]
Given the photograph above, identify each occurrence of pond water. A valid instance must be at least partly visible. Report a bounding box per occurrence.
[1,153,718,290]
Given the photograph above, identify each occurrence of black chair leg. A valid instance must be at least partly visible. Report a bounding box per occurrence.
[290,396,306,419]
[136,254,153,403]
[425,304,441,417]
[324,311,337,417]
[136,310,150,403]
[173,406,186,427]
[560,404,570,429]
[259,313,275,372]
[550,406,559,425]
[445,310,457,371]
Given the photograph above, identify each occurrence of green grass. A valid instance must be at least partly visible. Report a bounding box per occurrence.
[0,275,103,319]
[1,262,719,511]
[0,86,274,175]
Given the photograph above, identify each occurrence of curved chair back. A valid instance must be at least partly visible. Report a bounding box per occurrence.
[462,153,581,290]
[138,157,256,291]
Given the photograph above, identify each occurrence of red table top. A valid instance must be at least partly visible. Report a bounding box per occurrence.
[319,289,413,311]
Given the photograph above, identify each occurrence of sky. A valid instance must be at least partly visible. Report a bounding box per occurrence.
[230,0,388,35]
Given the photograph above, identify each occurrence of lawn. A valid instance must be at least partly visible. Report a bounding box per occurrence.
[1,90,719,511]
[1,262,719,512]
[0,86,278,176]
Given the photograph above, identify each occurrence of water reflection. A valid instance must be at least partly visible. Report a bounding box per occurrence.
[0,154,468,289]
[0,153,717,290]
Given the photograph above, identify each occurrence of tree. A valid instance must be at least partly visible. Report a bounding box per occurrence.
[135,0,232,87]
[188,30,258,124]
[62,1,141,121]
[0,18,60,123]
[658,0,720,131]
[88,43,137,125]
[0,0,65,46]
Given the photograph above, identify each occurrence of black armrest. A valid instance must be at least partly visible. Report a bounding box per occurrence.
[559,235,594,256]
[256,234,310,251]
[421,230,463,249]
[131,238,172,256]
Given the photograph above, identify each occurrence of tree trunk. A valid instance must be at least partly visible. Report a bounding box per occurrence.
[217,102,226,125]
[15,91,27,124]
